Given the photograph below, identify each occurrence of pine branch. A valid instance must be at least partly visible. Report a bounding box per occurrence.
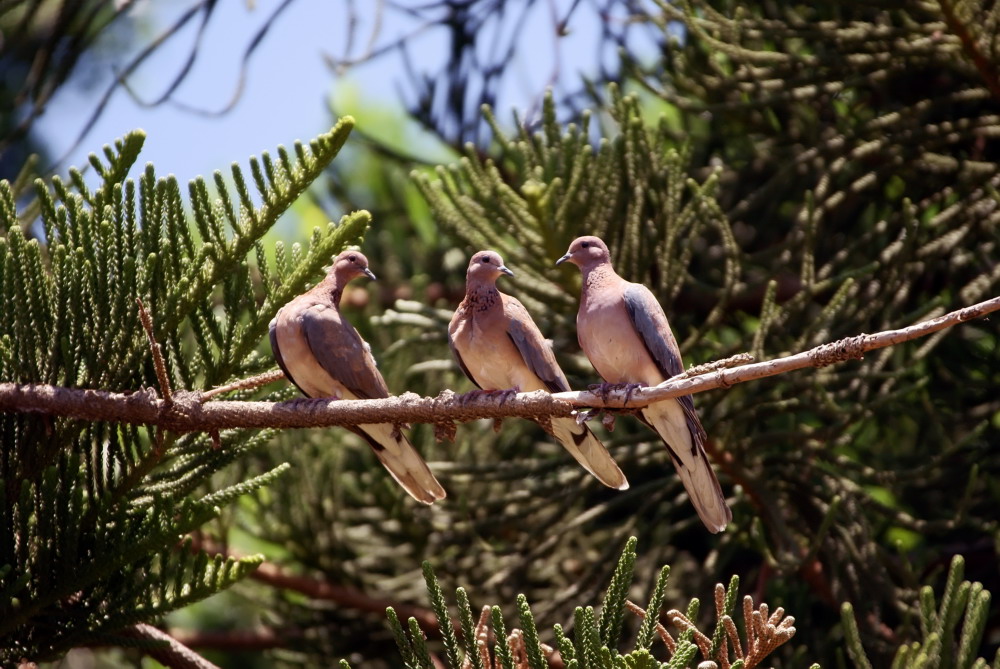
[0,294,996,433]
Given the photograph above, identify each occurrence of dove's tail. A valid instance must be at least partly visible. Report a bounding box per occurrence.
[547,416,629,490]
[354,423,447,504]
[641,400,731,533]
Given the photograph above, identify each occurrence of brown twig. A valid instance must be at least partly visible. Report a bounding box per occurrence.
[626,600,676,655]
[938,0,1000,103]
[461,606,493,669]
[192,538,439,630]
[666,609,713,658]
[118,624,220,669]
[200,369,286,400]
[251,560,440,631]
[1,295,997,432]
[503,629,562,669]
[168,628,294,651]
[136,298,173,405]
[683,352,755,378]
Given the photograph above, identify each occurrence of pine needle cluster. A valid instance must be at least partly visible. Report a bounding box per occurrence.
[367,540,997,668]
[374,537,816,669]
[842,555,997,669]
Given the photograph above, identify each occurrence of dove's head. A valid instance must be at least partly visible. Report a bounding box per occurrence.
[465,250,515,284]
[332,250,377,283]
[555,236,611,270]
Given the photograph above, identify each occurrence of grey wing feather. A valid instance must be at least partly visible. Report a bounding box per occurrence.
[269,316,308,396]
[623,284,706,442]
[448,336,482,389]
[622,284,685,378]
[504,297,570,393]
[301,305,389,400]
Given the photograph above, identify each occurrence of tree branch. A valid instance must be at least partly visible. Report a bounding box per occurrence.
[136,298,173,405]
[168,628,296,651]
[192,537,440,630]
[117,624,221,669]
[938,0,1000,103]
[1,295,996,433]
[201,370,286,400]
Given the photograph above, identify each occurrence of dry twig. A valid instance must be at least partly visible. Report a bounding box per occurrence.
[200,370,286,400]
[1,295,997,435]
[627,588,796,669]
[136,298,173,405]
[118,624,221,669]
[191,538,439,630]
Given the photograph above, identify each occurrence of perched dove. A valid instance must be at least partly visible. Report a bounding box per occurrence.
[448,251,629,490]
[556,236,731,532]
[269,250,446,504]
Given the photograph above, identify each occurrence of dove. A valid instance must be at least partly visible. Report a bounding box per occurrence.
[557,236,730,532]
[270,250,446,504]
[448,250,628,490]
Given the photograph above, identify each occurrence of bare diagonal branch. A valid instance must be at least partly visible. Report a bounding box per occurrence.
[117,624,221,669]
[1,295,997,433]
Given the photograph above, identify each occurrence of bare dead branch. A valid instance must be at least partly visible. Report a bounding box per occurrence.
[167,628,293,651]
[253,559,440,630]
[0,295,996,434]
[46,1,211,169]
[191,537,440,631]
[136,298,173,405]
[117,624,221,669]
[201,369,286,400]
[684,352,755,378]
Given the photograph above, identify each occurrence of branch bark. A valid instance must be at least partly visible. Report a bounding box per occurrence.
[192,537,440,631]
[168,628,296,652]
[118,624,221,669]
[1,295,997,433]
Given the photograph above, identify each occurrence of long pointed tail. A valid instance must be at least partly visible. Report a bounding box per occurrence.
[547,416,629,490]
[353,423,447,504]
[641,400,731,533]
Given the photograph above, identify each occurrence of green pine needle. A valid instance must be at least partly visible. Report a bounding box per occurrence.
[422,561,462,669]
[600,536,638,650]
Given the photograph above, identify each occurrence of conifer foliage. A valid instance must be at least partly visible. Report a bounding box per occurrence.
[362,3,1000,663]
[376,540,995,668]
[381,537,809,669]
[0,118,369,662]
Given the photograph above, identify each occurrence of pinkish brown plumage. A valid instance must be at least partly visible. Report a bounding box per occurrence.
[269,250,446,504]
[449,251,628,490]
[557,236,731,532]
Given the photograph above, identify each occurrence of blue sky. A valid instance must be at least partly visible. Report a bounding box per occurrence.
[32,0,651,184]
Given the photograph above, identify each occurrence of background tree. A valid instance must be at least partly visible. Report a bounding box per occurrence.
[250,1,1000,665]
